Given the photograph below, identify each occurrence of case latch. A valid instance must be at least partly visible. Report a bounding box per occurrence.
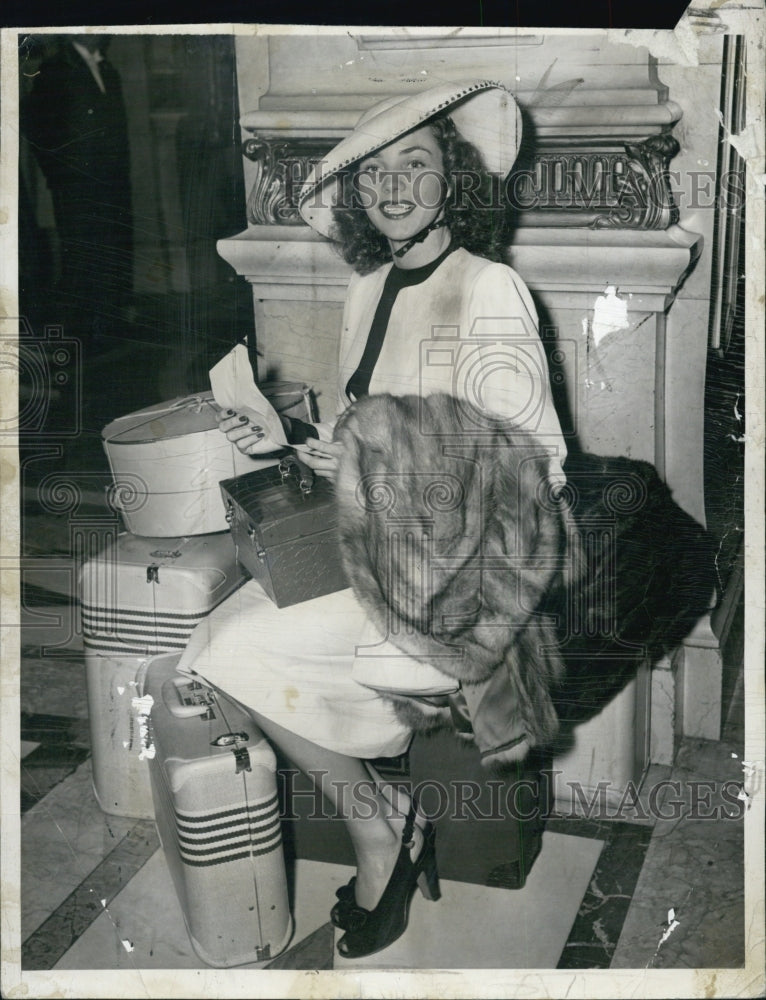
[246,523,266,560]
[232,743,252,774]
[215,732,252,773]
[210,730,250,747]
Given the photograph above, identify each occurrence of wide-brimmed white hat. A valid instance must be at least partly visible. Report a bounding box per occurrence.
[298,79,522,237]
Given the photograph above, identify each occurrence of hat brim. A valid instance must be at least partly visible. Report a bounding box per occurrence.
[298,79,522,238]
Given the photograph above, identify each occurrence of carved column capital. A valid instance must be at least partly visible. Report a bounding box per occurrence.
[242,133,331,226]
[242,131,683,232]
[591,134,681,230]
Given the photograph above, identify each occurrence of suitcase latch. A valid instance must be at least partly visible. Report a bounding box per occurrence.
[146,563,160,583]
[211,732,252,773]
[210,730,250,747]
[232,742,252,774]
[246,524,266,561]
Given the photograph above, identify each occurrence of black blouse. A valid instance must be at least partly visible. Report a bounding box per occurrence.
[345,243,456,401]
[286,243,455,443]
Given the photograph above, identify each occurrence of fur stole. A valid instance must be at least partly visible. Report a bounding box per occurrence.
[334,393,716,764]
[334,393,571,752]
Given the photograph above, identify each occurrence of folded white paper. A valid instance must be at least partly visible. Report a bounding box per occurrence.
[209,344,288,447]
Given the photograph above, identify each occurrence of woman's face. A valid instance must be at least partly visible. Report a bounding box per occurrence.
[354,125,447,248]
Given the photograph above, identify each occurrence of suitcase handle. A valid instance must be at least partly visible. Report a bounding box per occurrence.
[163,676,217,718]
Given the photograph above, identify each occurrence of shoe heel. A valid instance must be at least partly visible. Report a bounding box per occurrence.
[416,848,441,902]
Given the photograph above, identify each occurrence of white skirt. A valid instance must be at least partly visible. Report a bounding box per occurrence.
[177,579,414,759]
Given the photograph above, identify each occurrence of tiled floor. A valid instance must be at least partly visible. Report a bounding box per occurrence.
[6,335,754,994]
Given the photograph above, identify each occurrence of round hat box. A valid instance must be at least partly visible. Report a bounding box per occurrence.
[102,383,313,536]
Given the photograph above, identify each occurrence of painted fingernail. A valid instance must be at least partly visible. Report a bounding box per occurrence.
[250,424,262,432]
[224,409,235,416]
[255,432,265,440]
[238,415,248,423]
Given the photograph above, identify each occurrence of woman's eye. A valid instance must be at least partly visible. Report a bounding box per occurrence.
[406,159,426,169]
[359,164,380,176]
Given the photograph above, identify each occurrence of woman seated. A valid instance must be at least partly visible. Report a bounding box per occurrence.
[180,80,567,960]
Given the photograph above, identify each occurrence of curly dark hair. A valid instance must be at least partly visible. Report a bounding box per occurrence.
[330,115,509,275]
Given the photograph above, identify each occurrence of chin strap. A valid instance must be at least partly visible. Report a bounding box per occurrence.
[392,216,449,259]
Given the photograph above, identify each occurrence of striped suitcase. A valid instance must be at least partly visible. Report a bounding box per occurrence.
[139,652,293,967]
[79,531,247,818]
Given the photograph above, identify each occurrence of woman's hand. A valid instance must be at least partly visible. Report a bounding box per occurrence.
[294,439,343,479]
[217,409,285,456]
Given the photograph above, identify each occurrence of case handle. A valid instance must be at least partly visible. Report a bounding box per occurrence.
[279,454,315,495]
[163,676,217,718]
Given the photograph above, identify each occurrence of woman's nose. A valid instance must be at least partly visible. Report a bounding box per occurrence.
[381,169,409,199]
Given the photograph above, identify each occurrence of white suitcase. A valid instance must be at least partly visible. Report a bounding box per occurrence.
[102,383,314,536]
[79,532,247,818]
[139,652,293,967]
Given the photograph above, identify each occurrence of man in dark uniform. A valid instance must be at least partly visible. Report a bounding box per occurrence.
[22,34,133,342]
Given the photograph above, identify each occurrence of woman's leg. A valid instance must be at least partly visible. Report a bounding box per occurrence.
[250,709,421,912]
[363,760,425,832]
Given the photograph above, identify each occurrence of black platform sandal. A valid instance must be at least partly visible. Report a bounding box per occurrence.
[330,810,435,930]
[335,803,440,959]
